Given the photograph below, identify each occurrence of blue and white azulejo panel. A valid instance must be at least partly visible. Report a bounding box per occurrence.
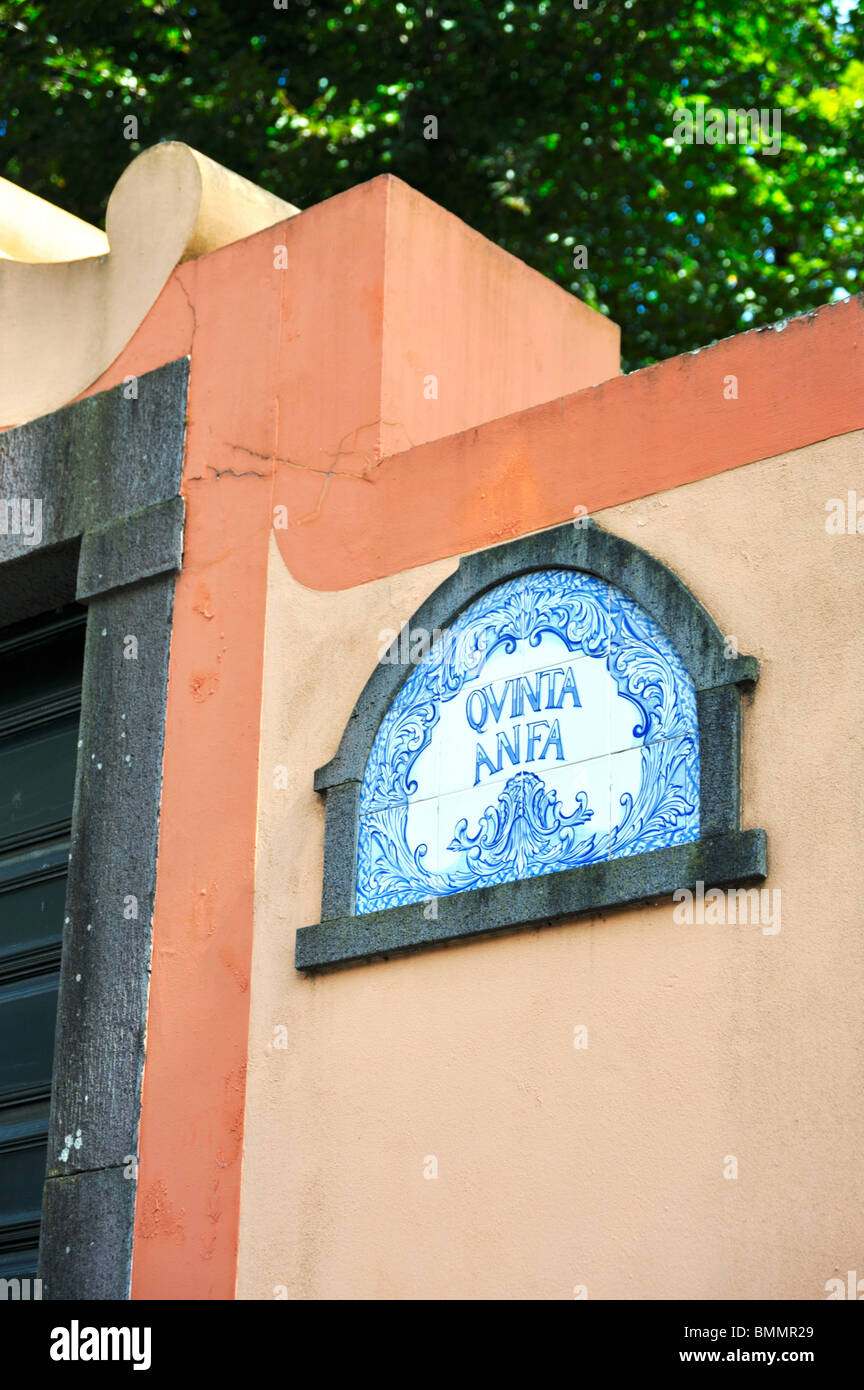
[356,569,700,914]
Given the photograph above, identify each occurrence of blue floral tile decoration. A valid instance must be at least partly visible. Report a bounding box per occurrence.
[356,569,700,914]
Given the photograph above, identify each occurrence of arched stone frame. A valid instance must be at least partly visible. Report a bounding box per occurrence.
[295,520,767,970]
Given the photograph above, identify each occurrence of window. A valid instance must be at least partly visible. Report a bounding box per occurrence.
[0,607,86,1281]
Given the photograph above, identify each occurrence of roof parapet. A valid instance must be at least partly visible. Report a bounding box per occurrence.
[0,142,298,426]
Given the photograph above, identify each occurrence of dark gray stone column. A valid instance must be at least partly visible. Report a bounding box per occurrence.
[40,564,179,1299]
[0,359,189,1298]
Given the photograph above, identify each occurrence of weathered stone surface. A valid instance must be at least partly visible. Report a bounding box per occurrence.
[46,575,176,1181]
[297,828,768,969]
[0,358,189,563]
[0,360,189,1300]
[40,1166,135,1301]
[76,495,185,600]
[698,684,743,834]
[320,780,361,921]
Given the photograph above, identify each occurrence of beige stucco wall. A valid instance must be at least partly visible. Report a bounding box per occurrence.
[238,431,864,1300]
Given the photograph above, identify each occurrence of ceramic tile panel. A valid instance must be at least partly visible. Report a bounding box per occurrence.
[356,569,700,912]
[435,651,611,800]
[356,797,439,914]
[518,753,612,879]
[434,777,527,889]
[608,733,700,859]
[607,586,699,751]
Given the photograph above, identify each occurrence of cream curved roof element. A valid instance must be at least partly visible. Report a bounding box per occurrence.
[0,142,299,427]
[0,180,111,263]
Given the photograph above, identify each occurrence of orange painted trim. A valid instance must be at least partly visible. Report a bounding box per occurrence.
[130,246,284,1299]
[131,475,272,1298]
[272,294,864,590]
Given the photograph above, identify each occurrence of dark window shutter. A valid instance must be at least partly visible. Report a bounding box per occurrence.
[0,608,85,1280]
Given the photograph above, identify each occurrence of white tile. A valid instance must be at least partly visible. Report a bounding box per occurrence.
[552,653,610,767]
[525,569,613,664]
[526,755,611,873]
[608,735,699,859]
[435,652,614,800]
[469,628,534,688]
[436,776,525,891]
[606,588,699,746]
[608,679,649,756]
[444,574,527,688]
[609,745,645,844]
[403,795,441,873]
[356,797,440,912]
[403,719,440,804]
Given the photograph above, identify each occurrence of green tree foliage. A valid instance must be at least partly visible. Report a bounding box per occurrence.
[2,0,863,368]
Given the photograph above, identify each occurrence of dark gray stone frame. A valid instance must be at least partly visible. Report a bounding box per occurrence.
[0,358,190,1298]
[295,519,766,971]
